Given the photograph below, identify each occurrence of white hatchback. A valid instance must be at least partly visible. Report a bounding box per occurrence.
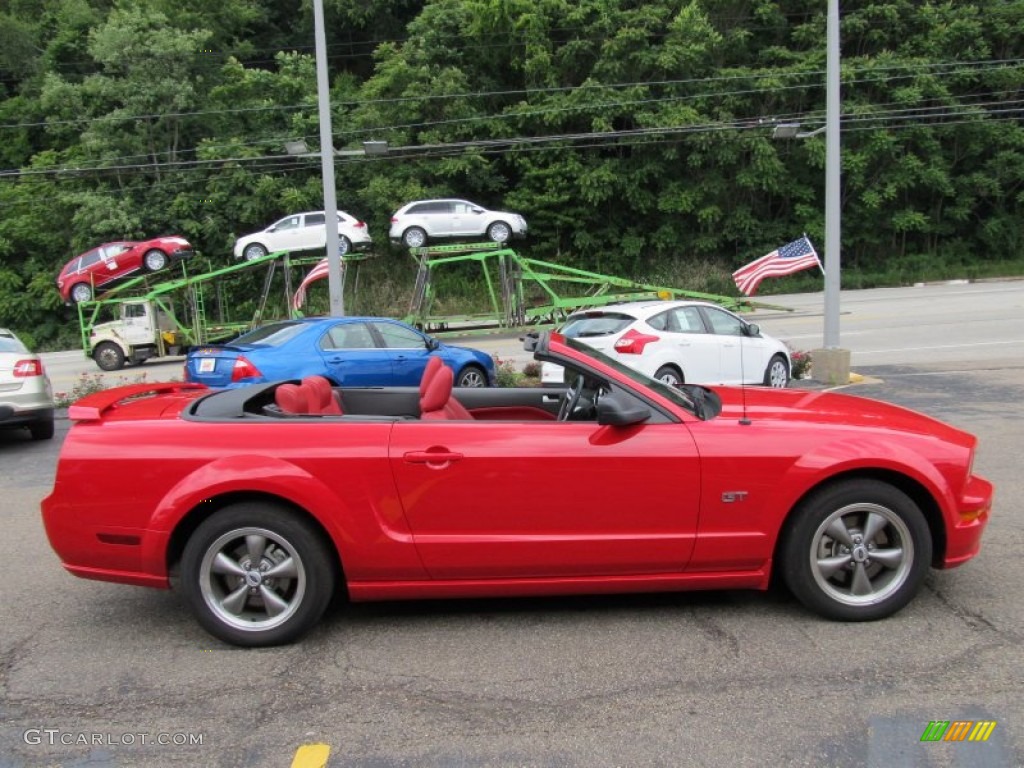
[389,199,528,248]
[542,300,792,388]
[234,210,373,260]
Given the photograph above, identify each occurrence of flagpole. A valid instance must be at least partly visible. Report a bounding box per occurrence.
[804,233,825,275]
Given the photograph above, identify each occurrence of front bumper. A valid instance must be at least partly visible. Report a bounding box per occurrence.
[941,474,993,568]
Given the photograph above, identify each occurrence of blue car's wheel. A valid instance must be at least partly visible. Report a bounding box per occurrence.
[456,364,487,388]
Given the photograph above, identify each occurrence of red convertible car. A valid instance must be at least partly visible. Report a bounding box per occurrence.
[57,235,193,303]
[41,334,992,647]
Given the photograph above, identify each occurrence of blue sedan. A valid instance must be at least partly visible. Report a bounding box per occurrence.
[184,317,496,389]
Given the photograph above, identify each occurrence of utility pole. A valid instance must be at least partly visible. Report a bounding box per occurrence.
[312,0,344,317]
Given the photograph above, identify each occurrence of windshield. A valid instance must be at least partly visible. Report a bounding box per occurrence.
[562,335,702,415]
[231,322,308,347]
[560,311,635,338]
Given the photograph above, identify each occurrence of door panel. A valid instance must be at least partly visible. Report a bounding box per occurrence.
[389,421,701,579]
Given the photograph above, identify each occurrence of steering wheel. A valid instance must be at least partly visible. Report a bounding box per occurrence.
[557,374,585,421]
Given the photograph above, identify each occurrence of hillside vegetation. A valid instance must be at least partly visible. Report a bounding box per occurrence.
[1,0,1021,346]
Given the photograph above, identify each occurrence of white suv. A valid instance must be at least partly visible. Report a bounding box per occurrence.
[389,199,528,248]
[542,300,792,388]
[234,210,373,260]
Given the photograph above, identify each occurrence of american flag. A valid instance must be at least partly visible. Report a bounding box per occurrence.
[292,258,330,310]
[732,236,821,296]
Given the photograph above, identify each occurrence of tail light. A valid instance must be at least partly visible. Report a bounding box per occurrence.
[230,356,262,382]
[14,359,44,377]
[614,329,659,354]
[353,221,366,229]
[390,216,399,223]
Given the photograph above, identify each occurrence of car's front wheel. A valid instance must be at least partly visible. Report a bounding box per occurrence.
[93,341,125,371]
[654,365,683,388]
[181,503,336,647]
[779,479,931,621]
[402,227,427,249]
[243,243,268,261]
[764,354,790,388]
[70,283,93,304]
[143,249,168,272]
[487,221,512,243]
[456,364,487,388]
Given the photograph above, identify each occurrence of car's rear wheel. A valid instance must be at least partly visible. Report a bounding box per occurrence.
[654,365,683,388]
[764,354,790,388]
[181,503,336,647]
[243,243,268,261]
[779,479,931,621]
[93,341,125,371]
[143,249,168,272]
[402,227,427,248]
[70,283,93,304]
[456,364,487,388]
[29,419,55,440]
[487,221,512,243]
[338,236,352,256]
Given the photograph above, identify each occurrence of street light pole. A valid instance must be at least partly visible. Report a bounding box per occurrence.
[312,0,343,317]
[824,0,841,350]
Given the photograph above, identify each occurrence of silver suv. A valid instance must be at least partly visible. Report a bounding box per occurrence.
[0,328,55,440]
[389,199,528,248]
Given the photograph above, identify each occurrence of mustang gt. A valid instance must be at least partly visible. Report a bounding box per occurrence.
[41,333,992,646]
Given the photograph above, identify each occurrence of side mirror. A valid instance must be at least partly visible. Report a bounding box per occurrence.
[472,207,485,214]
[426,337,440,351]
[745,323,761,337]
[521,331,539,352]
[596,391,651,427]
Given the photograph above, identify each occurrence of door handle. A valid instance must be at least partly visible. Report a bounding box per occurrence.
[542,395,560,403]
[404,450,464,464]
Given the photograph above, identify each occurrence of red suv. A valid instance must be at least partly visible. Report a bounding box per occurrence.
[57,236,193,303]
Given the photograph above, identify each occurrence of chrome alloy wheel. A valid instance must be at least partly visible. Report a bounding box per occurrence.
[809,502,913,607]
[198,526,307,633]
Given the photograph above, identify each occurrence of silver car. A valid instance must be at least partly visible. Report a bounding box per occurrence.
[389,199,528,248]
[234,210,373,260]
[0,328,55,440]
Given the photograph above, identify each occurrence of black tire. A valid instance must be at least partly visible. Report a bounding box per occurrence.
[143,249,168,272]
[653,365,683,388]
[779,479,931,621]
[456,364,487,388]
[337,236,352,256]
[402,227,427,249]
[29,419,55,440]
[763,354,790,388]
[487,221,512,243]
[93,341,125,371]
[180,503,336,647]
[70,283,93,304]
[243,243,268,261]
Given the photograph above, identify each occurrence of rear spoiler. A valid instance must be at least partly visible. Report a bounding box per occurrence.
[68,382,208,422]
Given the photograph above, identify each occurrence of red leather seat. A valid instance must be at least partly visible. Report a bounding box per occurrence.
[419,364,474,420]
[302,375,343,415]
[275,383,306,415]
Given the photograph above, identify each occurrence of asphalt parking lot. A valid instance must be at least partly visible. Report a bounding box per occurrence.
[1,281,1022,767]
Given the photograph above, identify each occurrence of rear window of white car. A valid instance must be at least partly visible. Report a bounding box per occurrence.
[560,312,635,338]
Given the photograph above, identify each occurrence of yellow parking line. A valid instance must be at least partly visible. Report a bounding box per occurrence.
[291,743,331,768]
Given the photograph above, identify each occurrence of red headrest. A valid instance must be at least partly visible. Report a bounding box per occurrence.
[275,383,306,414]
[420,356,444,395]
[302,375,342,414]
[419,364,453,414]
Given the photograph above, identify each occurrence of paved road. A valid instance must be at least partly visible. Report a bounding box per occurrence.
[4,280,1022,767]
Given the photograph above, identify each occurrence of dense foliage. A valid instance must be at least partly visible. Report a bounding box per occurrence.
[1,0,1022,347]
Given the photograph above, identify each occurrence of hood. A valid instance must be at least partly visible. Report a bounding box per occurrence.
[712,385,974,446]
